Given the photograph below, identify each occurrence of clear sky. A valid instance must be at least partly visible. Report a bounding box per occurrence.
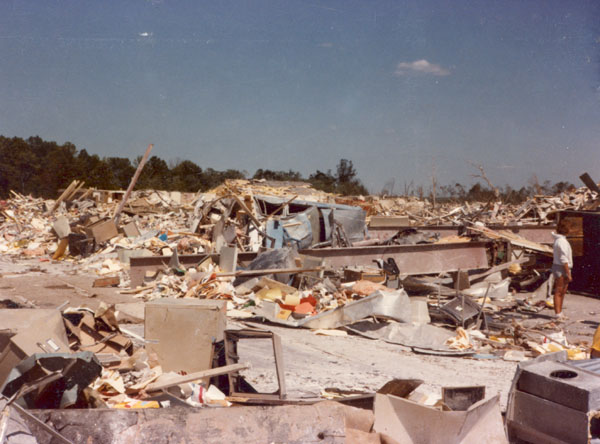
[1,0,599,193]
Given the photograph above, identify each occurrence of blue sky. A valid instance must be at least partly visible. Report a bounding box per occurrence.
[1,0,599,193]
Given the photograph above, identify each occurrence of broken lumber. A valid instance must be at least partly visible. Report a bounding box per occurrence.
[580,172,600,194]
[146,362,250,392]
[468,225,552,255]
[113,143,153,224]
[48,180,81,214]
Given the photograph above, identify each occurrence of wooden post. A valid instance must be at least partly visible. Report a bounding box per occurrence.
[113,144,153,224]
[48,180,80,214]
[432,175,436,209]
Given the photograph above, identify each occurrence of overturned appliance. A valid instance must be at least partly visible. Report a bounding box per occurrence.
[506,351,600,444]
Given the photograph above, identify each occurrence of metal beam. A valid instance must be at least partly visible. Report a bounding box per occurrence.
[298,242,490,275]
[368,224,555,244]
[129,241,491,287]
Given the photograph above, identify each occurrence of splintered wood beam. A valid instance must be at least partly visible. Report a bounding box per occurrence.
[146,362,250,392]
[113,143,153,224]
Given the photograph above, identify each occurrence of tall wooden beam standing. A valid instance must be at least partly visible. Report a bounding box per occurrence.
[113,144,153,224]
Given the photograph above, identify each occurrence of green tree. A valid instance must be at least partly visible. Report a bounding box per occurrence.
[171,160,203,191]
[136,156,172,190]
[0,137,38,196]
[336,159,357,184]
[309,169,336,193]
[106,157,136,189]
[309,159,368,196]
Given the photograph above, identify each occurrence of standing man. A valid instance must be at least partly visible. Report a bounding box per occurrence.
[551,219,573,320]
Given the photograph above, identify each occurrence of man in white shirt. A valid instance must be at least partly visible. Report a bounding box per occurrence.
[551,220,573,319]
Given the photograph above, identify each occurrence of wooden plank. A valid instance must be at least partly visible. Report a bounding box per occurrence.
[468,225,552,255]
[93,276,120,288]
[64,180,85,202]
[146,363,250,392]
[579,172,600,194]
[48,180,79,214]
[113,143,153,224]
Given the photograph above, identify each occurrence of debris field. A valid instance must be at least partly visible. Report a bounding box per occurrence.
[1,172,600,444]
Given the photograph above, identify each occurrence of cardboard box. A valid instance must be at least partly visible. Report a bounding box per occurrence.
[0,310,70,387]
[62,311,132,355]
[145,299,226,373]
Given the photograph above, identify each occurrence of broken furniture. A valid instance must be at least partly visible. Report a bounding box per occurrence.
[439,295,482,327]
[224,329,286,401]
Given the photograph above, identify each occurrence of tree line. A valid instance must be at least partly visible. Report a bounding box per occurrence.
[0,136,368,199]
[0,135,574,201]
[436,180,574,204]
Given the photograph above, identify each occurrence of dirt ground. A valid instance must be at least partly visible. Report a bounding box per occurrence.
[1,255,598,411]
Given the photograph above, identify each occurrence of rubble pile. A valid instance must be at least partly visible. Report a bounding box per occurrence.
[367,185,598,225]
[1,177,600,443]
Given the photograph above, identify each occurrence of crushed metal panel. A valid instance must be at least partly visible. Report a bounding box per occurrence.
[299,242,489,275]
[277,207,318,249]
[254,290,411,329]
[254,195,367,243]
[344,321,473,356]
[571,359,600,375]
[331,207,366,243]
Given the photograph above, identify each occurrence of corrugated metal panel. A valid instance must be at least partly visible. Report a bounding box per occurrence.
[570,359,600,374]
